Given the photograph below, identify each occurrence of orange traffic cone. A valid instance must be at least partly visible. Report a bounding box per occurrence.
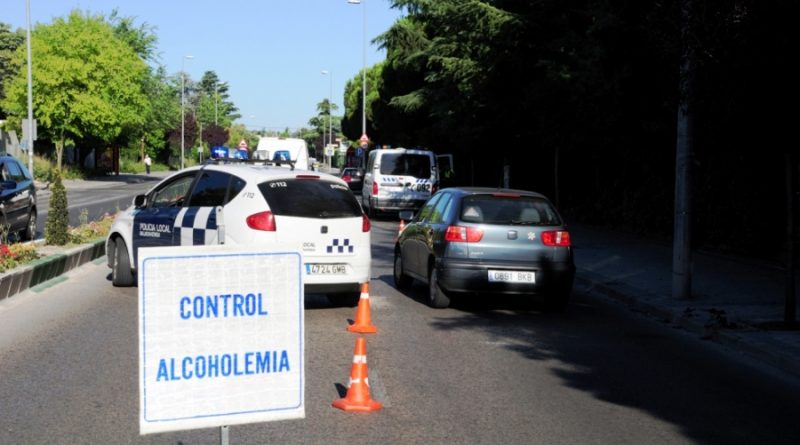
[398,219,406,237]
[347,282,377,334]
[332,337,383,412]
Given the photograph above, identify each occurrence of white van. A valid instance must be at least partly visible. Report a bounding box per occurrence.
[253,137,310,170]
[361,147,438,217]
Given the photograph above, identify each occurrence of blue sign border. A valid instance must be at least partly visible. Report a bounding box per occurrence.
[140,251,303,424]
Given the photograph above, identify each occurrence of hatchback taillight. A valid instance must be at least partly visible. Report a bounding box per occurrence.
[372,181,379,196]
[445,225,484,243]
[541,230,571,247]
[343,175,352,183]
[362,214,371,232]
[247,211,276,231]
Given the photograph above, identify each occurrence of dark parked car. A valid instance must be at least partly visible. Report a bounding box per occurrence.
[339,167,364,193]
[0,155,37,241]
[393,187,574,309]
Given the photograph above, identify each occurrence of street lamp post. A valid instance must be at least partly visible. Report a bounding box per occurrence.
[180,55,194,170]
[321,70,333,169]
[25,0,34,176]
[347,0,367,139]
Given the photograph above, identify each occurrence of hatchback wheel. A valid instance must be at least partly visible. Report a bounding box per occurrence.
[428,265,450,308]
[393,251,412,290]
[112,238,135,287]
[21,210,36,241]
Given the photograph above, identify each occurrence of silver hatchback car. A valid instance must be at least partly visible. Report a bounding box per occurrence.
[393,187,575,309]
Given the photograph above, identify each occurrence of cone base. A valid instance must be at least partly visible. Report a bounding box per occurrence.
[347,324,378,334]
[332,398,383,412]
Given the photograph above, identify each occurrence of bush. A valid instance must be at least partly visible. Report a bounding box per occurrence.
[45,171,69,245]
[68,212,115,244]
[33,156,86,182]
[0,243,40,273]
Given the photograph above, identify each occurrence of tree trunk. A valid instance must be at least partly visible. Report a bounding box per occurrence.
[56,131,65,171]
[672,0,694,300]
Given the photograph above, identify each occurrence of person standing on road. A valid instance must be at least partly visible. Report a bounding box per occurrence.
[144,154,152,175]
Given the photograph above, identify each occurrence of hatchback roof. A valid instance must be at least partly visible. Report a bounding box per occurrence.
[445,186,549,200]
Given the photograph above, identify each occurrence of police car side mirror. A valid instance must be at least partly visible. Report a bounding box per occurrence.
[133,194,147,208]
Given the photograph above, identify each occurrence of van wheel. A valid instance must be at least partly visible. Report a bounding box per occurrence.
[112,238,135,287]
[428,265,450,308]
[365,197,376,218]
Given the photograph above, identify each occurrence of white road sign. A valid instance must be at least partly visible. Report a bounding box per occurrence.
[138,245,305,434]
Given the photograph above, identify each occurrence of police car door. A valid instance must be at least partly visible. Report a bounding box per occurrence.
[178,169,245,246]
[132,172,197,259]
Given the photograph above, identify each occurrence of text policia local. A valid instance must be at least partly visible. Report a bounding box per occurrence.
[155,292,291,382]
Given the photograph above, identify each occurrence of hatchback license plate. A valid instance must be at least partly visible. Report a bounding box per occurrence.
[488,270,535,283]
[307,264,347,275]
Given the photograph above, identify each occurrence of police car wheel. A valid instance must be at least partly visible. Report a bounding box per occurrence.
[112,238,135,287]
[327,292,360,308]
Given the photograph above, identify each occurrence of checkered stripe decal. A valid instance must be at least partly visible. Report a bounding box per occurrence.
[174,207,218,246]
[382,177,429,184]
[327,238,354,254]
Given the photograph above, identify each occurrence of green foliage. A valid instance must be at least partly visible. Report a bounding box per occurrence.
[0,23,25,118]
[32,155,85,182]
[226,124,258,151]
[44,171,69,246]
[68,212,115,244]
[0,243,40,273]
[1,10,149,168]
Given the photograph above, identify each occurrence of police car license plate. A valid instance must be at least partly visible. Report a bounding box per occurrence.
[307,264,347,275]
[488,270,535,283]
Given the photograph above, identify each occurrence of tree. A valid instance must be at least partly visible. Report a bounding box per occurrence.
[202,124,229,147]
[197,70,239,128]
[0,23,25,119]
[44,171,68,245]
[1,10,149,169]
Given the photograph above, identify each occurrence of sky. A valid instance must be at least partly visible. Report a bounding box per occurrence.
[4,0,405,133]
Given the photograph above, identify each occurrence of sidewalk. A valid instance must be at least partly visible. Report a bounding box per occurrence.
[572,222,800,381]
[35,170,171,195]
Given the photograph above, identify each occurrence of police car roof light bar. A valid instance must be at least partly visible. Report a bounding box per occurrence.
[203,157,296,170]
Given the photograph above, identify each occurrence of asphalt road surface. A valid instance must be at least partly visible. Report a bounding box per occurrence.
[1,218,798,444]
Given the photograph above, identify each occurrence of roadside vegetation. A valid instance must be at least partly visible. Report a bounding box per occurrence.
[0,210,116,273]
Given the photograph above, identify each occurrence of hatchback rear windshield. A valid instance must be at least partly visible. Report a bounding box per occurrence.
[258,178,363,218]
[379,153,431,179]
[460,194,562,226]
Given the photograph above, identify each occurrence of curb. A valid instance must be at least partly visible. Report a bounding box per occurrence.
[576,270,800,381]
[0,239,106,301]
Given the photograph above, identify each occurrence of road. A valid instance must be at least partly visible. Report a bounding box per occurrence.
[34,175,162,237]
[1,218,799,444]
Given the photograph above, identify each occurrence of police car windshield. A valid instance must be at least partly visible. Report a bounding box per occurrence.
[379,154,431,179]
[258,179,362,218]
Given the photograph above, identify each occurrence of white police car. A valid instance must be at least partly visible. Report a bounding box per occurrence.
[106,161,371,306]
